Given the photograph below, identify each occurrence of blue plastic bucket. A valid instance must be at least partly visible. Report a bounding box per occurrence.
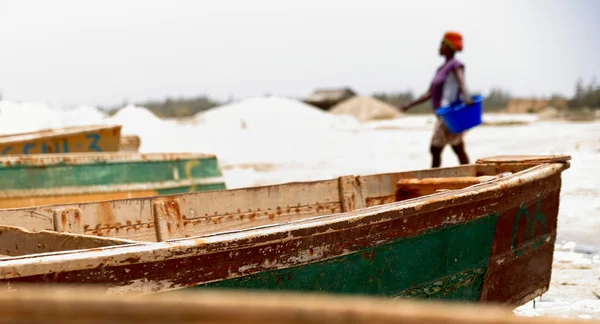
[435,95,484,134]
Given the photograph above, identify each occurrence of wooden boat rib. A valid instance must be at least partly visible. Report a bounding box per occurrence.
[0,152,226,208]
[0,155,570,306]
[119,135,141,152]
[0,125,122,155]
[0,285,592,324]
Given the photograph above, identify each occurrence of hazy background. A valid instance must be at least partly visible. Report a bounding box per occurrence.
[0,1,598,318]
[0,0,598,108]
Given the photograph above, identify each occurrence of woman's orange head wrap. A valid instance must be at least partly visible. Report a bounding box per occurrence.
[442,31,463,52]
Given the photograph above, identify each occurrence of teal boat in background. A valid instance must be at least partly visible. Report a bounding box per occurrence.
[0,152,226,208]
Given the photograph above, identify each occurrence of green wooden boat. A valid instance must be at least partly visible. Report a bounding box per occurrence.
[0,152,226,208]
[0,155,570,307]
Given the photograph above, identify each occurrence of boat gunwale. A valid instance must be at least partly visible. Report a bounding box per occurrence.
[0,152,219,167]
[0,125,122,143]
[0,176,226,199]
[0,160,569,279]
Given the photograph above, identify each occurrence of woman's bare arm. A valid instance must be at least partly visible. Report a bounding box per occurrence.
[400,88,432,112]
[453,67,474,105]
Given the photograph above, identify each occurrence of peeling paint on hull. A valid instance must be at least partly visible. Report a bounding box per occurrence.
[195,215,499,302]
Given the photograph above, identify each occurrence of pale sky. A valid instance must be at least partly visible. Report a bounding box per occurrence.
[0,0,598,107]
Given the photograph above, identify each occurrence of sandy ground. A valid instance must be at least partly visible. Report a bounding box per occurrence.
[515,249,600,319]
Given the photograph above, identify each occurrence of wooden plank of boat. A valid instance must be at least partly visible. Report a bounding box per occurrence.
[0,285,592,324]
[476,155,571,165]
[0,155,571,307]
[0,125,122,155]
[0,152,226,208]
[0,225,142,256]
[119,135,141,152]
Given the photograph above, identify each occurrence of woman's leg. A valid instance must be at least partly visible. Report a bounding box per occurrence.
[430,118,447,168]
[430,145,444,168]
[451,142,470,165]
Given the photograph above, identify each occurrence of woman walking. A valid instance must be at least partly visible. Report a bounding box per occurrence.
[401,31,473,168]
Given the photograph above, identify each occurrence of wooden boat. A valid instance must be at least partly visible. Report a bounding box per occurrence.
[0,155,570,307]
[119,135,141,152]
[0,285,591,324]
[0,152,226,208]
[0,125,122,155]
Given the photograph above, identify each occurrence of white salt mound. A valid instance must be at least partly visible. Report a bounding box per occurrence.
[55,106,108,127]
[0,101,109,135]
[194,96,358,130]
[105,104,164,134]
[103,104,182,153]
[330,96,403,122]
[0,101,65,134]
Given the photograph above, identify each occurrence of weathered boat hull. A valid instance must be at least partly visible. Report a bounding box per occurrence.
[0,125,122,155]
[0,155,570,307]
[187,166,560,304]
[0,152,226,208]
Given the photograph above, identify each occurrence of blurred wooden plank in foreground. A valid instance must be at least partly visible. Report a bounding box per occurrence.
[0,285,594,324]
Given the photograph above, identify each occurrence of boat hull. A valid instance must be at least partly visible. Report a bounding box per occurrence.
[189,173,559,305]
[0,156,569,307]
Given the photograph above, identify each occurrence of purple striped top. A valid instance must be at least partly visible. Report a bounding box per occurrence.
[430,58,464,109]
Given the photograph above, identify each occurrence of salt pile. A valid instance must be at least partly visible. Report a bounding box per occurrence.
[0,101,64,134]
[55,106,108,127]
[101,104,178,152]
[194,96,359,131]
[104,104,164,135]
[0,101,109,135]
[330,96,403,122]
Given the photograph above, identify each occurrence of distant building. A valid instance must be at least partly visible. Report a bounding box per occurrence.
[304,87,357,110]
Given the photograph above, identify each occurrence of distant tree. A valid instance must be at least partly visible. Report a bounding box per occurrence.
[373,88,513,114]
[569,78,586,109]
[373,90,433,113]
[587,75,597,94]
[575,78,585,98]
[568,76,600,110]
[482,88,511,112]
[136,95,222,118]
[549,93,568,110]
[373,90,413,107]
